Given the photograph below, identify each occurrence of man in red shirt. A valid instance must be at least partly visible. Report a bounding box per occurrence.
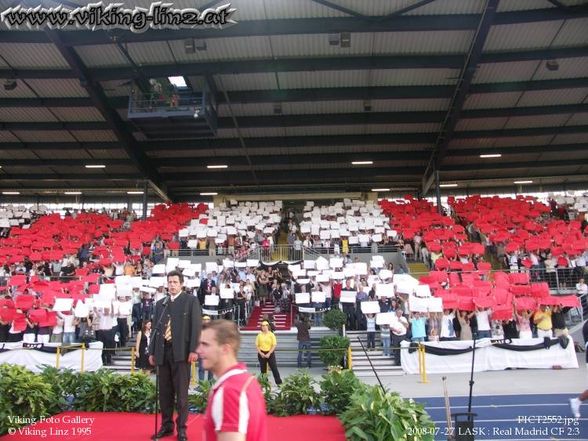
[198,319,267,441]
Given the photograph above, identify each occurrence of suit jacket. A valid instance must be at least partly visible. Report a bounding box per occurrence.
[149,291,202,364]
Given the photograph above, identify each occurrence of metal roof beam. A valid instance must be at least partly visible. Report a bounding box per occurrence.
[443,158,587,172]
[5,47,588,81]
[44,30,169,202]
[422,0,498,195]
[0,142,121,151]
[6,98,587,131]
[1,8,587,44]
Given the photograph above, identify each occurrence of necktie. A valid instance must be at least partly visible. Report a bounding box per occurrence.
[164,317,172,342]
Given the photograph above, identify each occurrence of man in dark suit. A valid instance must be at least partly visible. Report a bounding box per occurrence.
[149,270,202,441]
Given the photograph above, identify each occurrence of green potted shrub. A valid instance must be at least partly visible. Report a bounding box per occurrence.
[320,368,365,415]
[0,364,57,435]
[318,335,350,368]
[269,371,320,416]
[340,385,436,441]
[188,379,215,413]
[323,308,347,333]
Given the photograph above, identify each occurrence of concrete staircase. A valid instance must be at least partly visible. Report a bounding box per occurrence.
[238,327,336,368]
[104,328,338,373]
[347,331,403,377]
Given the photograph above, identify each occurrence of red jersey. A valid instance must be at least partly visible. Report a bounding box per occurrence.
[203,363,267,441]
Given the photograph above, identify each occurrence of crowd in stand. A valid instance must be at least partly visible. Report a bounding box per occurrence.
[0,194,586,373]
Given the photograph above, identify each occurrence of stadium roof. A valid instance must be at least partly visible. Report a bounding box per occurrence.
[0,0,587,202]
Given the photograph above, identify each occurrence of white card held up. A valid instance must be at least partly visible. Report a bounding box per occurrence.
[316,274,330,283]
[303,260,316,269]
[361,301,380,314]
[205,262,218,273]
[311,291,326,303]
[414,285,432,298]
[340,290,357,303]
[428,297,443,313]
[379,269,393,280]
[315,257,329,271]
[149,277,166,287]
[116,285,133,298]
[166,258,180,272]
[178,260,192,269]
[409,296,428,313]
[53,298,74,312]
[247,259,259,267]
[348,236,359,244]
[354,262,368,275]
[331,271,345,280]
[376,283,394,298]
[184,279,200,288]
[343,267,356,278]
[152,264,166,275]
[204,295,220,306]
[99,284,116,300]
[288,264,301,273]
[74,301,90,318]
[295,292,311,304]
[376,312,395,325]
[223,259,235,268]
[220,287,234,299]
[329,257,343,269]
[370,259,384,269]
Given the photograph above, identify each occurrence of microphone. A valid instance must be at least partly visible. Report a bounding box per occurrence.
[162,295,170,306]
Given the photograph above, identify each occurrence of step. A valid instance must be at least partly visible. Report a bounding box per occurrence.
[352,370,405,377]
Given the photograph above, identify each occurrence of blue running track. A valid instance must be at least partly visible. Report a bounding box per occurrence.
[416,394,587,441]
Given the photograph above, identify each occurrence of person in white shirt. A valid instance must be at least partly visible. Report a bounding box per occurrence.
[475,307,492,339]
[59,311,76,345]
[440,309,457,341]
[577,278,588,296]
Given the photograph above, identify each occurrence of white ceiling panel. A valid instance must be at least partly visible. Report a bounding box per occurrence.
[372,98,451,111]
[456,117,509,131]
[70,130,118,142]
[50,107,106,122]
[405,0,486,15]
[517,88,588,107]
[1,43,69,69]
[552,18,588,47]
[374,30,474,54]
[278,70,368,89]
[371,68,460,86]
[127,41,176,65]
[503,114,571,129]
[170,36,272,62]
[261,0,348,19]
[484,21,564,52]
[491,135,555,147]
[11,131,77,142]
[0,107,58,122]
[566,112,588,126]
[0,80,37,98]
[216,73,278,91]
[533,57,588,80]
[497,0,556,12]
[463,92,523,109]
[270,33,373,57]
[473,61,541,84]
[26,79,89,98]
[75,44,130,68]
[0,131,20,142]
[552,132,588,144]
[448,138,496,149]
[218,102,276,117]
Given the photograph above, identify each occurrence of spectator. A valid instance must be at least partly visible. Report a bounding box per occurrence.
[255,320,282,385]
[295,314,312,368]
[533,305,553,338]
[198,316,214,381]
[391,309,408,365]
[134,321,152,373]
[366,314,376,350]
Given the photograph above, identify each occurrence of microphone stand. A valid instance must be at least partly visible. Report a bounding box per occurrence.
[151,297,170,440]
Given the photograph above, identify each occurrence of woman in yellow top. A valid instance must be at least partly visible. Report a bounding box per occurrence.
[255,320,282,385]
